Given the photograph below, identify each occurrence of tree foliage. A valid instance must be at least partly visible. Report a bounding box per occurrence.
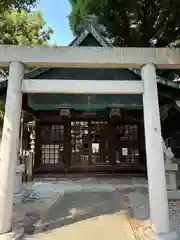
[0,8,53,123]
[69,0,180,47]
[0,0,38,12]
[69,0,180,79]
[0,1,53,124]
[69,0,95,34]
[0,9,53,77]
[0,10,53,45]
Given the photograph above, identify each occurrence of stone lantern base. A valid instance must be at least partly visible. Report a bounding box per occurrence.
[13,164,26,204]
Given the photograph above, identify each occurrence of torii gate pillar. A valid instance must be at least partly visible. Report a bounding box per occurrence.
[0,62,24,234]
[142,63,170,236]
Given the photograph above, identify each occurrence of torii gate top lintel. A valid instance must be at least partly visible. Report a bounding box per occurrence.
[0,45,180,69]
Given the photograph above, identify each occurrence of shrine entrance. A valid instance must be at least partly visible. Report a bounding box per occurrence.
[70,111,110,170]
[35,110,146,173]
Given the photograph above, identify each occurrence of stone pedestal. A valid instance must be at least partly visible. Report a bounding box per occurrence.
[13,164,26,203]
[14,164,25,194]
[165,163,178,191]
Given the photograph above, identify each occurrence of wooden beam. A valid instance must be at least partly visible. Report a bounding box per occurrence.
[0,45,180,68]
[21,79,143,94]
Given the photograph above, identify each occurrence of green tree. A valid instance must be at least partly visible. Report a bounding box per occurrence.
[69,0,180,80]
[0,9,53,79]
[0,9,53,124]
[0,0,38,12]
[69,0,180,48]
[0,10,53,45]
[69,0,180,122]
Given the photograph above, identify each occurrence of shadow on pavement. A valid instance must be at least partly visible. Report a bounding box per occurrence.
[32,190,125,234]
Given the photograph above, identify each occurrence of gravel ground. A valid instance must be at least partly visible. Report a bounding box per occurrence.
[169,200,180,231]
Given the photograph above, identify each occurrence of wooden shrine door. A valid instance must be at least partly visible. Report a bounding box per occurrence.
[35,111,146,173]
[67,111,145,172]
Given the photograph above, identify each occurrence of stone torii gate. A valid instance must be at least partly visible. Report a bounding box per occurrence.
[0,46,180,239]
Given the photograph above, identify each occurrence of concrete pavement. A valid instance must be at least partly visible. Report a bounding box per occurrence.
[13,177,148,239]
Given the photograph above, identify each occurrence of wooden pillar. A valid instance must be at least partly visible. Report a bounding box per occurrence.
[0,62,24,234]
[99,134,104,164]
[63,118,71,169]
[138,120,146,169]
[88,121,92,165]
[142,63,170,236]
[108,123,116,166]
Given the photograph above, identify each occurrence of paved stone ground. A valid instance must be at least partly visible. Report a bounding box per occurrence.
[13,176,147,239]
[12,176,180,239]
[27,214,135,240]
[24,190,136,240]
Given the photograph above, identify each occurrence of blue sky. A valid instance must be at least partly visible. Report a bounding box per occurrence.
[37,0,74,45]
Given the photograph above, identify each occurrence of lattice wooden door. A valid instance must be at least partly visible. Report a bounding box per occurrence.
[39,123,65,168]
